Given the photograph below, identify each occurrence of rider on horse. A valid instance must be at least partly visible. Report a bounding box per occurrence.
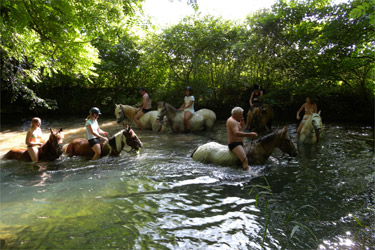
[246,84,263,130]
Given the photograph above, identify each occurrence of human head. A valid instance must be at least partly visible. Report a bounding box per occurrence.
[232,107,244,115]
[306,97,315,104]
[185,86,192,96]
[89,107,102,117]
[31,117,41,127]
[139,87,146,94]
[254,84,260,90]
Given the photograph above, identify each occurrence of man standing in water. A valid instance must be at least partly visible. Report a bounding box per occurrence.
[227,107,258,170]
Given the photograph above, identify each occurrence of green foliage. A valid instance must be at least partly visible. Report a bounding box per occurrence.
[0,0,143,108]
[1,0,373,122]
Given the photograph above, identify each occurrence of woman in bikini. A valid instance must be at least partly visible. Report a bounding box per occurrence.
[25,117,45,162]
[296,97,317,139]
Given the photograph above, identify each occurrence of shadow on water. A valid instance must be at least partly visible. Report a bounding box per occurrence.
[0,118,374,249]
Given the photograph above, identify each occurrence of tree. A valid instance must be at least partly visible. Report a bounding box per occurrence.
[0,0,143,109]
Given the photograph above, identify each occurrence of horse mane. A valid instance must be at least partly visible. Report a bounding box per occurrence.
[119,104,137,120]
[39,130,63,160]
[164,102,178,112]
[256,131,278,145]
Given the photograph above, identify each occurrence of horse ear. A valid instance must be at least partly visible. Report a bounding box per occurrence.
[318,110,321,115]
[125,124,129,130]
[282,126,287,135]
[59,128,63,133]
[50,128,53,134]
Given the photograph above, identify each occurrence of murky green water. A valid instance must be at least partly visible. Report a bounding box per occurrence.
[1,117,374,249]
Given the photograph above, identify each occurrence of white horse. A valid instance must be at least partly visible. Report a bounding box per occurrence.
[115,104,162,132]
[299,111,323,144]
[191,127,297,167]
[157,102,216,132]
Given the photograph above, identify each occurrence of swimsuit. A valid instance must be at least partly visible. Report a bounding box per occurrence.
[88,137,101,147]
[301,107,315,124]
[28,128,43,147]
[228,142,243,151]
[142,108,152,113]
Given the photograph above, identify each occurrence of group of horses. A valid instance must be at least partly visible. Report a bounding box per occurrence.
[3,102,322,169]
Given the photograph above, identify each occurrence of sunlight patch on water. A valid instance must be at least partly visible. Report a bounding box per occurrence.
[172,176,219,187]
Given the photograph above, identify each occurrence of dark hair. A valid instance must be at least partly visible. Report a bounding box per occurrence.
[307,97,316,104]
[254,84,260,90]
[140,87,151,99]
[185,86,192,95]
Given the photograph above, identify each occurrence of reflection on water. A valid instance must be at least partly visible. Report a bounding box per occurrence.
[0,118,374,249]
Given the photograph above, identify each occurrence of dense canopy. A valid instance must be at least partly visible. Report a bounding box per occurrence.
[1,0,374,122]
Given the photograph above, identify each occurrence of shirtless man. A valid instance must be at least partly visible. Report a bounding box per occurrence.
[227,107,258,170]
[134,87,152,129]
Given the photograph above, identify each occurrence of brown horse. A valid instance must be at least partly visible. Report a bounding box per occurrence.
[191,126,297,167]
[63,125,142,158]
[246,103,274,132]
[3,128,64,162]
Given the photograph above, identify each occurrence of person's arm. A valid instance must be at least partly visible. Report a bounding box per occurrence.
[231,119,257,138]
[98,127,108,137]
[141,95,148,109]
[179,101,186,111]
[296,103,306,120]
[88,125,107,140]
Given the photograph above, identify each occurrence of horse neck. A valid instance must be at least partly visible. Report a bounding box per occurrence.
[247,132,281,161]
[124,105,136,120]
[108,131,126,155]
[39,136,56,159]
[165,103,177,119]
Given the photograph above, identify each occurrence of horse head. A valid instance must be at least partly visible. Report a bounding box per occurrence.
[277,126,297,156]
[311,111,322,141]
[115,104,126,124]
[123,125,142,150]
[48,128,64,157]
[157,101,167,121]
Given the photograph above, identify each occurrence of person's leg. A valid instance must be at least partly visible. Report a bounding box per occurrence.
[27,147,39,162]
[297,122,303,139]
[184,111,193,132]
[232,145,249,170]
[91,143,101,160]
[134,110,144,129]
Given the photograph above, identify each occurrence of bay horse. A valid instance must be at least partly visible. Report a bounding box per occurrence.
[157,102,216,132]
[3,128,64,162]
[246,103,274,132]
[299,111,323,144]
[63,125,142,159]
[191,126,297,167]
[115,104,161,132]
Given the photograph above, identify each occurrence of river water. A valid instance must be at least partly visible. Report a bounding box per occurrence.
[0,117,374,249]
